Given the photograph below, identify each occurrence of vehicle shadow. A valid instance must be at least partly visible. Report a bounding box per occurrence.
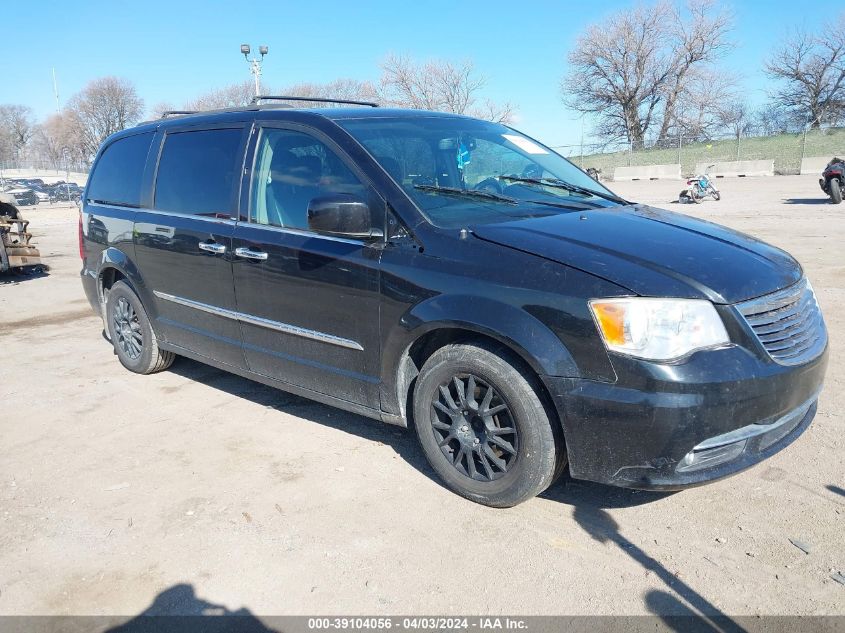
[826,484,845,498]
[104,583,278,632]
[168,357,682,506]
[540,474,673,509]
[782,198,831,205]
[0,265,49,284]
[645,590,740,632]
[573,506,746,629]
[166,357,437,483]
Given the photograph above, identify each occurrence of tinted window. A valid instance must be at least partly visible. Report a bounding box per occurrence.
[154,128,243,217]
[338,117,619,228]
[250,129,366,230]
[87,132,154,207]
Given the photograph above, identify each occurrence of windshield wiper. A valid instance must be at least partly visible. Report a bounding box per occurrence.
[413,184,518,205]
[497,175,628,204]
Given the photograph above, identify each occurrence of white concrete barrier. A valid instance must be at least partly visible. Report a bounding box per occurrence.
[613,164,682,181]
[800,156,844,175]
[695,160,773,177]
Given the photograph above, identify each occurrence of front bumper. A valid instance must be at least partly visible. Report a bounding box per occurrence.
[542,343,828,490]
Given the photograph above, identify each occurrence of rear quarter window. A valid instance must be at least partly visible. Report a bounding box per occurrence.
[154,128,243,217]
[87,132,154,207]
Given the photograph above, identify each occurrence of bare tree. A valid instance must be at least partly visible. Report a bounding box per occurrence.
[65,76,144,161]
[0,104,35,162]
[718,100,754,140]
[31,113,88,170]
[672,68,737,140]
[273,79,379,107]
[562,0,733,146]
[379,54,515,123]
[149,101,177,119]
[766,15,845,128]
[184,81,255,111]
[755,102,799,136]
[656,0,734,140]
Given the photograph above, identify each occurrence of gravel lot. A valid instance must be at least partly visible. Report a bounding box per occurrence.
[1,175,842,619]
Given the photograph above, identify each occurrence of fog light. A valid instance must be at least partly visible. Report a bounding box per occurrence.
[676,440,747,473]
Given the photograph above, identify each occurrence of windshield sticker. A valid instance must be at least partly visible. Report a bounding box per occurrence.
[457,141,471,170]
[503,134,549,155]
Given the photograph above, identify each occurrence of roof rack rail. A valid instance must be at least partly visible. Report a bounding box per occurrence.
[251,95,379,108]
[160,110,199,118]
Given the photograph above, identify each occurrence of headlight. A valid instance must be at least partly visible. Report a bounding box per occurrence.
[588,298,730,361]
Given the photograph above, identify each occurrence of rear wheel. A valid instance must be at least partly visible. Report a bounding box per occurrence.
[105,281,175,374]
[413,342,562,507]
[830,178,842,204]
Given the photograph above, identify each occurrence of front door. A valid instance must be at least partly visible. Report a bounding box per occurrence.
[231,125,383,407]
[134,125,249,369]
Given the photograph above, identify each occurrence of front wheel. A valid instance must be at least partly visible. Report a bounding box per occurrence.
[413,342,563,507]
[712,189,721,201]
[830,178,842,204]
[105,281,175,374]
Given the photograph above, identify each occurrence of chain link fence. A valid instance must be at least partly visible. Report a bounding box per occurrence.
[553,127,845,179]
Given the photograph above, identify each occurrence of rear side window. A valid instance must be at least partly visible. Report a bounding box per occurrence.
[154,128,243,217]
[87,132,154,207]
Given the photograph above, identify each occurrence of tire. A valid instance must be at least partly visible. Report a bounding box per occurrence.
[830,178,842,204]
[412,342,563,507]
[105,280,175,374]
[691,188,702,204]
[711,188,721,201]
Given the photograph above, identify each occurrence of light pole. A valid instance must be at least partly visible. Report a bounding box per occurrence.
[241,44,269,97]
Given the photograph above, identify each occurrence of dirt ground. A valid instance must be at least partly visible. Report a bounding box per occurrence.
[0,175,842,619]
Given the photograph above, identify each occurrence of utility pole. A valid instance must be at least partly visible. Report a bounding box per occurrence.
[579,114,585,168]
[52,68,60,112]
[241,44,269,97]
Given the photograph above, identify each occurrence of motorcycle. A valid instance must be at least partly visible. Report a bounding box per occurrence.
[683,165,721,203]
[820,157,844,204]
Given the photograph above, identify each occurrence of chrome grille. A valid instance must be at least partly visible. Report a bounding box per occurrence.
[737,279,827,366]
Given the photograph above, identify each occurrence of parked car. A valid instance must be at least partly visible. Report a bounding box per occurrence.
[8,188,38,206]
[79,101,828,507]
[30,185,52,202]
[51,184,83,202]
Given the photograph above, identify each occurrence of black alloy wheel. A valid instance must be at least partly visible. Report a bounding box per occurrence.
[112,296,143,360]
[430,373,519,481]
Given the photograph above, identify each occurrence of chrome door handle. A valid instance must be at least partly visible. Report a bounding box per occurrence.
[235,247,269,261]
[198,242,226,254]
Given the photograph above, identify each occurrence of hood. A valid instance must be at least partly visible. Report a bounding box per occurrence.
[471,205,802,304]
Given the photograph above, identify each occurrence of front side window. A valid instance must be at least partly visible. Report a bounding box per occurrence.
[154,128,243,217]
[87,132,154,207]
[250,128,366,230]
[338,116,620,228]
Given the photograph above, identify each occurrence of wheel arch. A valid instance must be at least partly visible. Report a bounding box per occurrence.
[95,248,156,327]
[383,295,578,430]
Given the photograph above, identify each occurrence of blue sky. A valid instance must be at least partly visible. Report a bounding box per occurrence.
[0,0,834,147]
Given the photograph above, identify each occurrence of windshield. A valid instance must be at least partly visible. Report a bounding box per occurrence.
[337,116,621,228]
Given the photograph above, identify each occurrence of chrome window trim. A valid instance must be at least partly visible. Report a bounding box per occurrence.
[236,221,368,246]
[87,202,239,224]
[153,291,363,351]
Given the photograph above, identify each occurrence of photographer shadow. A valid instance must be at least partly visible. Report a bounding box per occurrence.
[105,584,278,633]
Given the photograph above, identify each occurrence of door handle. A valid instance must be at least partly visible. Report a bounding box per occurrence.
[198,242,226,254]
[235,247,269,261]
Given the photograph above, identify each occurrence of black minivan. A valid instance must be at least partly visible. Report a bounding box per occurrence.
[79,99,828,506]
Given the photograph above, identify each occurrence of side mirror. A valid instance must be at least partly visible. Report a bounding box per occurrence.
[307,194,375,239]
